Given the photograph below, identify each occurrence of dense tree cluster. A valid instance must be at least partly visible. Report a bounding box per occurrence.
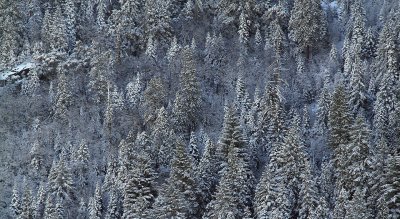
[1,0,400,218]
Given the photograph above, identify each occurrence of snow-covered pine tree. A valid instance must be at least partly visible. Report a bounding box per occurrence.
[77,198,87,219]
[11,182,21,218]
[20,180,33,219]
[47,158,74,201]
[345,187,370,219]
[151,107,174,168]
[64,0,76,52]
[289,0,327,59]
[349,55,367,114]
[206,106,254,218]
[328,85,352,182]
[122,140,156,218]
[43,195,56,219]
[153,139,199,218]
[144,0,172,43]
[50,4,68,52]
[173,46,201,134]
[197,134,219,211]
[343,113,371,191]
[333,188,349,219]
[383,154,400,218]
[126,73,142,108]
[74,139,90,191]
[188,131,200,165]
[105,189,119,219]
[33,183,47,219]
[88,181,102,219]
[298,159,318,219]
[54,73,72,123]
[310,196,330,219]
[0,0,22,66]
[143,77,167,125]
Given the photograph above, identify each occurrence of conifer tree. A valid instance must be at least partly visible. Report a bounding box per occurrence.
[173,46,201,134]
[0,0,22,66]
[344,114,371,191]
[77,198,87,219]
[50,4,68,52]
[143,77,167,124]
[188,131,200,165]
[11,183,21,218]
[105,189,119,219]
[64,0,76,52]
[349,56,367,114]
[125,73,142,108]
[122,140,156,218]
[333,188,349,219]
[197,135,219,209]
[75,139,90,191]
[153,139,199,218]
[88,182,102,219]
[144,0,172,42]
[310,196,330,219]
[33,183,46,219]
[206,106,254,218]
[54,73,72,123]
[151,107,174,168]
[345,187,370,219]
[298,160,318,219]
[43,195,56,219]
[48,158,74,201]
[289,0,327,58]
[383,155,400,218]
[328,85,352,178]
[20,181,33,219]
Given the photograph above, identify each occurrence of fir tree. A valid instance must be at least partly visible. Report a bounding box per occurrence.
[20,181,33,219]
[188,131,200,165]
[206,106,254,218]
[88,182,102,219]
[328,85,352,179]
[153,139,199,218]
[173,46,201,134]
[289,0,327,58]
[11,183,21,218]
[33,183,46,219]
[345,187,370,219]
[349,56,367,114]
[383,155,400,218]
[333,188,349,219]
[105,189,119,219]
[122,141,156,218]
[48,158,74,201]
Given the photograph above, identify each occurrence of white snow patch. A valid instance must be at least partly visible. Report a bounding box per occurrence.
[0,61,36,80]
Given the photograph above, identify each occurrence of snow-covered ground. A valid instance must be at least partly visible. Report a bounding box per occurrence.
[0,61,36,81]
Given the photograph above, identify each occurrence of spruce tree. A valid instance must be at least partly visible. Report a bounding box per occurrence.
[197,135,219,210]
[333,188,349,219]
[345,187,370,219]
[122,140,156,218]
[11,183,21,218]
[206,106,254,218]
[88,182,102,219]
[328,85,352,180]
[48,158,74,201]
[289,0,327,58]
[105,189,119,219]
[173,46,201,134]
[383,155,400,218]
[153,139,199,218]
[344,114,371,191]
[188,131,200,165]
